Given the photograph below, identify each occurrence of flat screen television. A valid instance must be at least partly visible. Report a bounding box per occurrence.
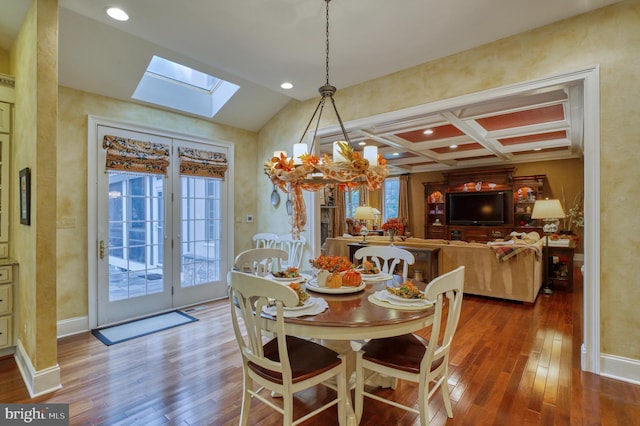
[447,191,506,226]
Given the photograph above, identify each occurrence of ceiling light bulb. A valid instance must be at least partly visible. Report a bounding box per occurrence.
[106,7,129,21]
[423,129,434,135]
[280,82,293,89]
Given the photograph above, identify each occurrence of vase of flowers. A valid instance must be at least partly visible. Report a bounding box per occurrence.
[561,189,584,234]
[382,218,404,246]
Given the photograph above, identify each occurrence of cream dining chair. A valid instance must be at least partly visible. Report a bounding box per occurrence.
[354,266,465,426]
[276,234,306,269]
[233,248,288,276]
[252,232,279,249]
[353,245,415,280]
[228,271,348,426]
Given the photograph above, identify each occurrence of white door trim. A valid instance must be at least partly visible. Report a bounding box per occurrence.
[310,66,601,373]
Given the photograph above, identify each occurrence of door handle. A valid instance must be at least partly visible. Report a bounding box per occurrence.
[99,240,106,259]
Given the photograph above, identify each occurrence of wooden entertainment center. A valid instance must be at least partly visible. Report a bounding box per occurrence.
[424,168,547,243]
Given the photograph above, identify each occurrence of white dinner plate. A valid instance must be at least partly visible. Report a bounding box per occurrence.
[305,279,366,294]
[385,290,426,303]
[356,270,380,278]
[283,299,314,311]
[269,273,311,284]
[270,275,302,283]
[359,272,393,282]
[356,268,381,276]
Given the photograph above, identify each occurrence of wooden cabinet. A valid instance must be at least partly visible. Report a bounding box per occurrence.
[0,79,12,252]
[424,182,447,239]
[0,263,15,351]
[0,76,16,354]
[513,175,546,233]
[423,168,548,242]
[0,102,9,248]
[448,226,510,243]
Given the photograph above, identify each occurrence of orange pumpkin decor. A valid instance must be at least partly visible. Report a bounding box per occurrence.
[327,273,343,288]
[341,270,362,287]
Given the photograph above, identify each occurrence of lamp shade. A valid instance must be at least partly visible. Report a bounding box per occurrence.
[531,199,565,219]
[354,206,375,220]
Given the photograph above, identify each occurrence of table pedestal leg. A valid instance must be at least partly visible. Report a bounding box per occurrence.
[321,339,357,425]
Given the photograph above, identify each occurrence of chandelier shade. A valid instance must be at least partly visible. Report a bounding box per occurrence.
[264,0,390,237]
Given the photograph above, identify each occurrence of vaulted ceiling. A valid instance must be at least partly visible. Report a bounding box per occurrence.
[1,0,618,172]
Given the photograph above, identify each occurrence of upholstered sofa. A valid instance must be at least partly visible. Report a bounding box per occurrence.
[322,235,544,303]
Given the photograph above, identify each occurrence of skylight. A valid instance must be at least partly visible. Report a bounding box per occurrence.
[133,56,240,119]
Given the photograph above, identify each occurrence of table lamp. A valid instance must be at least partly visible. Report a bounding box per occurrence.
[354,206,375,243]
[531,198,565,294]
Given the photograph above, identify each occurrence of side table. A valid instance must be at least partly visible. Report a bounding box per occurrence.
[546,243,575,291]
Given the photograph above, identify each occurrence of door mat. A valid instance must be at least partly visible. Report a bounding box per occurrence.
[92,310,198,346]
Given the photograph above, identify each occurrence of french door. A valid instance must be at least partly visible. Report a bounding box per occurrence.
[96,125,231,326]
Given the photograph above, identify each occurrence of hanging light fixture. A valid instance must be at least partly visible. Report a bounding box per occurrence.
[264,0,390,237]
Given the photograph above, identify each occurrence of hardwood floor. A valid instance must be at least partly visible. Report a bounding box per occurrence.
[2,268,640,425]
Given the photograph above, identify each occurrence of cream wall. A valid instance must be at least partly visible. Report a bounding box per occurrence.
[259,2,640,360]
[10,0,58,372]
[0,48,8,73]
[57,86,259,320]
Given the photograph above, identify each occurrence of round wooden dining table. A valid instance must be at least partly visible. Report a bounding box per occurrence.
[262,275,435,426]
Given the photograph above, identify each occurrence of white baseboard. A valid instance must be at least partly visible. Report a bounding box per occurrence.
[600,353,640,386]
[14,339,62,397]
[57,316,89,338]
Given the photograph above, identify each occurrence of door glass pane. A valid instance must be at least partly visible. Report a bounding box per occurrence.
[383,177,400,220]
[108,171,165,301]
[180,176,221,287]
[345,189,360,218]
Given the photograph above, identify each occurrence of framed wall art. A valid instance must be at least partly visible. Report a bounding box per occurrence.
[19,167,30,225]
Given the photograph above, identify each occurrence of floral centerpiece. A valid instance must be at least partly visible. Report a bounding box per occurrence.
[309,255,353,287]
[309,255,352,273]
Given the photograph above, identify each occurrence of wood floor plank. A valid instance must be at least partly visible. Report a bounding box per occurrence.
[2,266,640,425]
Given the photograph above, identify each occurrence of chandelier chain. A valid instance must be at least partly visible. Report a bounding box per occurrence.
[325,0,330,86]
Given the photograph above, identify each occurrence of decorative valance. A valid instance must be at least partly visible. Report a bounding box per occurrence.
[178,147,228,179]
[103,135,170,175]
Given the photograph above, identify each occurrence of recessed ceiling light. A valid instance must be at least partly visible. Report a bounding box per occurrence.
[423,129,434,135]
[392,152,400,156]
[106,7,129,21]
[358,141,366,146]
[280,82,293,90]
[533,147,542,151]
[449,144,458,149]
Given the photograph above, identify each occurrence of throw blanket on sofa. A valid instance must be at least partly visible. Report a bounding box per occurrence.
[490,244,541,262]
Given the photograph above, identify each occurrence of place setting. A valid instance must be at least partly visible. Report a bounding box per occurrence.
[262,282,328,318]
[266,266,312,284]
[354,260,393,282]
[369,281,433,310]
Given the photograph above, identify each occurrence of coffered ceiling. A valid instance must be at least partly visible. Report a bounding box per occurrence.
[316,82,583,173]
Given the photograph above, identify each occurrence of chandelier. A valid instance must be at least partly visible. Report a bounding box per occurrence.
[264,0,390,236]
